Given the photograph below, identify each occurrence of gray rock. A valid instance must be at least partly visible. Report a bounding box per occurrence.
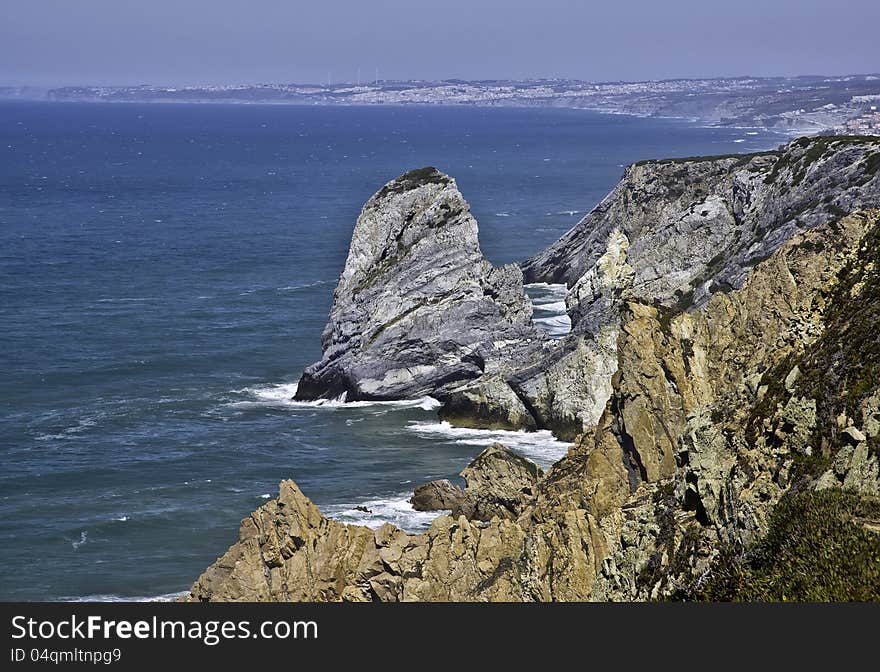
[512,136,880,437]
[522,138,880,317]
[295,167,544,402]
[509,328,618,440]
[438,375,537,431]
[299,138,880,441]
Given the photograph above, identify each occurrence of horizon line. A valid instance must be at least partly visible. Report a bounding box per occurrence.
[3,71,880,91]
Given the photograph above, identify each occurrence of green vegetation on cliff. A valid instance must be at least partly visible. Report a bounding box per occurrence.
[687,490,880,602]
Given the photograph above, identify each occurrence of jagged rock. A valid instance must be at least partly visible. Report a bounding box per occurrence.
[186,479,543,602]
[410,479,463,511]
[591,209,880,598]
[299,139,880,441]
[295,167,543,402]
[522,138,880,311]
[509,327,619,440]
[565,228,635,330]
[187,480,383,602]
[512,137,880,438]
[453,443,543,521]
[411,444,544,521]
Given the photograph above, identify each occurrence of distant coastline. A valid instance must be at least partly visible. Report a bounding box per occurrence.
[3,73,880,136]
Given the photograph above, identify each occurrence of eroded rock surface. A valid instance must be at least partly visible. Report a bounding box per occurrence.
[188,135,880,601]
[412,443,543,521]
[295,139,880,443]
[294,167,544,402]
[187,207,880,602]
[510,136,880,438]
[411,479,462,512]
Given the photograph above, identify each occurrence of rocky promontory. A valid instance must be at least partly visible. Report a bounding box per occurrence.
[297,137,880,442]
[294,167,545,402]
[514,135,880,438]
[187,136,880,602]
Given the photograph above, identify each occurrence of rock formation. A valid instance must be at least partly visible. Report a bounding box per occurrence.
[296,139,880,441]
[187,136,880,602]
[412,443,543,521]
[513,136,880,438]
[294,167,545,402]
[410,479,462,512]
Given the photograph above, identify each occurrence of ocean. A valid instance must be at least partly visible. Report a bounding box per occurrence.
[0,101,783,600]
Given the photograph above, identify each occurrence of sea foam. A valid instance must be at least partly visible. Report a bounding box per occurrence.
[406,421,570,468]
[525,282,572,338]
[230,381,441,411]
[323,493,443,533]
[60,591,187,603]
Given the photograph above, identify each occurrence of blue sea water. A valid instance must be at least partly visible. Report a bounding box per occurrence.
[0,102,783,600]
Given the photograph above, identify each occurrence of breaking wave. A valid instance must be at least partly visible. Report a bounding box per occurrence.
[323,494,443,533]
[525,282,572,338]
[229,381,442,411]
[59,592,187,603]
[406,421,570,468]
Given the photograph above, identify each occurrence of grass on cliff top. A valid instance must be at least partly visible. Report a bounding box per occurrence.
[637,135,879,173]
[765,134,880,185]
[687,489,880,602]
[633,149,778,168]
[374,166,451,199]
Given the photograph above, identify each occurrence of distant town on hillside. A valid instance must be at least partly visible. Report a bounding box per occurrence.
[3,74,879,135]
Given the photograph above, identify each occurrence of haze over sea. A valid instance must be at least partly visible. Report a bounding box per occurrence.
[0,101,782,600]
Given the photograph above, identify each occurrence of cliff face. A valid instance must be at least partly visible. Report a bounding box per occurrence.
[522,136,879,310]
[187,137,880,602]
[512,136,880,439]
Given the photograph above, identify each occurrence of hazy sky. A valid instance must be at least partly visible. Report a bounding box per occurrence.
[2,0,878,86]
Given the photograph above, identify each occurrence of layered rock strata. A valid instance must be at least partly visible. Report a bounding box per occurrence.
[515,136,880,438]
[296,138,880,441]
[187,137,880,601]
[294,167,545,402]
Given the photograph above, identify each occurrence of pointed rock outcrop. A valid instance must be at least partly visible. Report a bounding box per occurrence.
[295,167,544,402]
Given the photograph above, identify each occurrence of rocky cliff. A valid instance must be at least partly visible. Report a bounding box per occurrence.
[512,135,880,439]
[294,167,545,401]
[297,137,880,441]
[187,137,880,602]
